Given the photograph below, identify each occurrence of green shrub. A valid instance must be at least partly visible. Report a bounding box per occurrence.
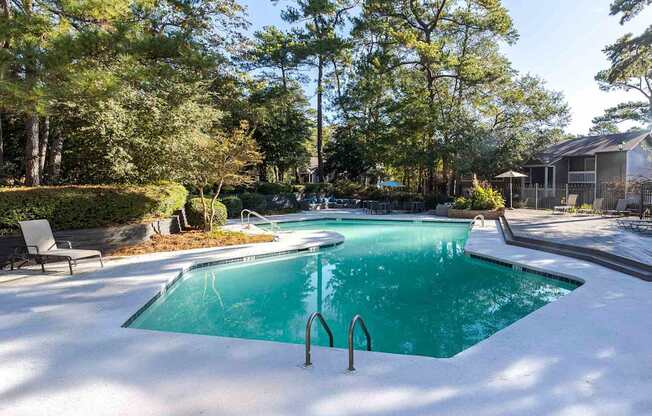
[332,180,366,198]
[469,186,505,210]
[186,197,228,229]
[240,192,267,212]
[256,182,293,195]
[304,183,334,194]
[391,191,424,202]
[0,182,187,235]
[453,197,471,210]
[360,187,385,200]
[424,193,452,209]
[221,195,243,218]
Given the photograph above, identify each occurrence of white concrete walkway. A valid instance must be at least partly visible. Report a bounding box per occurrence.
[1,214,651,416]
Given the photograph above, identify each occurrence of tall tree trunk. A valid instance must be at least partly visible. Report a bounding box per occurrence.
[0,114,4,176]
[24,0,39,186]
[38,116,49,178]
[442,155,451,196]
[258,162,268,182]
[0,0,10,178]
[48,129,64,182]
[316,55,324,183]
[24,114,40,186]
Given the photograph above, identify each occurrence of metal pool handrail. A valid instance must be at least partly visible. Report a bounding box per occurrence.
[472,214,485,228]
[304,312,334,367]
[347,314,372,371]
[240,209,280,232]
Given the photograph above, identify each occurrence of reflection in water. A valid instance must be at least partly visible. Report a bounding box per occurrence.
[131,220,575,358]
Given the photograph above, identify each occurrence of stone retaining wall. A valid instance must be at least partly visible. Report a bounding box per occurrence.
[448,208,505,220]
[1,216,182,266]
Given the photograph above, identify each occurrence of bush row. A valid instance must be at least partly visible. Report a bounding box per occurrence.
[453,186,505,210]
[0,182,188,235]
[185,197,228,228]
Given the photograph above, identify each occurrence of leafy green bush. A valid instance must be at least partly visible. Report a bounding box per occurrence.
[453,197,471,209]
[304,183,334,194]
[221,195,243,218]
[360,187,385,200]
[264,193,298,211]
[240,192,267,212]
[292,184,305,194]
[332,180,366,198]
[0,182,187,235]
[186,197,228,228]
[256,182,293,195]
[469,186,505,210]
[391,191,424,202]
[424,193,452,209]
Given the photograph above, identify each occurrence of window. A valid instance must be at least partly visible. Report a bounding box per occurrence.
[584,157,595,171]
[569,157,595,172]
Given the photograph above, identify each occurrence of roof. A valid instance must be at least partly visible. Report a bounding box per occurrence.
[527,131,651,165]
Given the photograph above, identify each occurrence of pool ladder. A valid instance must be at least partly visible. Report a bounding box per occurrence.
[303,312,372,372]
[240,209,280,232]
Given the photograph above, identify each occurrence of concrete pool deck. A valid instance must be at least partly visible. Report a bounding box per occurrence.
[504,209,652,267]
[1,212,651,416]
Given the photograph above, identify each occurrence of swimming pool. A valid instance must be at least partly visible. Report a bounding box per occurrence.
[128,219,578,358]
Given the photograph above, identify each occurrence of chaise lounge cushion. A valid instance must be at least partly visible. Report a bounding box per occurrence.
[39,248,102,260]
[19,220,101,258]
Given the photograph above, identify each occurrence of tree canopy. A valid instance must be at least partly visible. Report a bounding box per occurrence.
[0,0,579,196]
[593,0,652,133]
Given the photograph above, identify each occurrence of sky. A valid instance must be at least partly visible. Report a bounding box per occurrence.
[239,0,652,135]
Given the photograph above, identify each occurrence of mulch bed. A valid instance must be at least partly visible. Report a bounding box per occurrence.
[110,230,274,256]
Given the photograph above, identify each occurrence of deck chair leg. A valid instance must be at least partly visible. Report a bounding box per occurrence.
[98,254,104,268]
[40,258,45,273]
[68,258,74,275]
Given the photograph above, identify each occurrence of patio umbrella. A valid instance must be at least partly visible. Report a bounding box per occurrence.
[495,170,528,209]
[378,180,404,188]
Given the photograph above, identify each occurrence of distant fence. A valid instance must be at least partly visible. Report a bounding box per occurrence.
[642,182,652,217]
[477,181,646,212]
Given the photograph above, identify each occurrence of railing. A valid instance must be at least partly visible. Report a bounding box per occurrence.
[240,209,280,232]
[347,314,372,371]
[472,214,485,228]
[304,312,334,367]
[568,171,596,184]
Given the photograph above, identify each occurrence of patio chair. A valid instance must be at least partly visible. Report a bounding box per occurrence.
[12,219,103,275]
[604,199,629,217]
[578,198,603,215]
[553,194,578,214]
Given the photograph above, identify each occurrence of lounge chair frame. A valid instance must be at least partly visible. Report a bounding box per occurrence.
[11,220,104,275]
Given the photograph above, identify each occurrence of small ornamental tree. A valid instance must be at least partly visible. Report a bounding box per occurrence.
[185,121,261,231]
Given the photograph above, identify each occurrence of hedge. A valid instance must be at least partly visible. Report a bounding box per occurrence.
[0,182,187,235]
[256,182,293,195]
[221,195,243,218]
[240,192,267,212]
[186,197,228,229]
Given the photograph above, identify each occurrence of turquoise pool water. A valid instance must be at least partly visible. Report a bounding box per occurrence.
[129,220,577,358]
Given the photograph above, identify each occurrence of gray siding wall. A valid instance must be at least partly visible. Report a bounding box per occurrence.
[554,159,568,184]
[627,137,652,182]
[596,151,627,184]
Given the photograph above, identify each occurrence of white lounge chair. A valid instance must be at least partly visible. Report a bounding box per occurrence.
[578,198,603,215]
[13,219,103,274]
[604,199,629,216]
[553,194,578,214]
